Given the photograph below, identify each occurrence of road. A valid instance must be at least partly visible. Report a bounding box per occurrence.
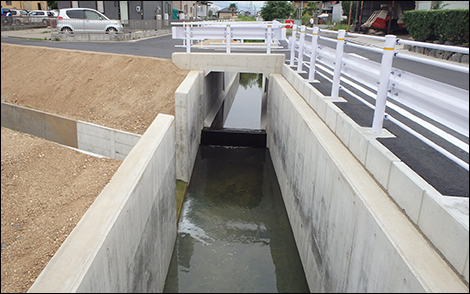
[1,33,468,197]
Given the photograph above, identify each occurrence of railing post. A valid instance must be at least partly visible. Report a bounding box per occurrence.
[266,25,272,54]
[297,25,306,73]
[226,24,231,54]
[330,29,346,99]
[185,24,191,53]
[308,26,319,82]
[289,24,297,66]
[371,34,396,134]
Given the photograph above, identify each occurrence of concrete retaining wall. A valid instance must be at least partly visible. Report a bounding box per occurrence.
[50,29,171,42]
[268,72,468,292]
[174,69,239,183]
[1,102,78,148]
[1,102,141,160]
[27,114,177,292]
[280,64,469,285]
[77,121,141,160]
[203,71,239,129]
[174,70,204,183]
[172,53,285,183]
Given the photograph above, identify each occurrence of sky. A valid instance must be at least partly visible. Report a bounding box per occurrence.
[209,1,268,13]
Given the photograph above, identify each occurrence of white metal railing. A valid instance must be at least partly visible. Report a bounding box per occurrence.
[171,20,287,54]
[289,25,469,171]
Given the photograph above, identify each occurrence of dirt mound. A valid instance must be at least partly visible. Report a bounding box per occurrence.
[1,43,189,135]
[1,43,188,293]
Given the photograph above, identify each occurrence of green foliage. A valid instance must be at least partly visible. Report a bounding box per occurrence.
[239,73,262,89]
[432,1,450,10]
[341,1,357,23]
[236,15,256,21]
[294,2,318,21]
[303,1,319,16]
[229,3,238,13]
[330,24,349,31]
[302,13,312,25]
[260,1,294,21]
[402,9,469,45]
[47,1,58,9]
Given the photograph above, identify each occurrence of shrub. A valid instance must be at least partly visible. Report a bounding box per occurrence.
[236,15,256,21]
[402,9,469,45]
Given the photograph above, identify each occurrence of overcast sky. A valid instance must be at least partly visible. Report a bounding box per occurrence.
[210,1,268,13]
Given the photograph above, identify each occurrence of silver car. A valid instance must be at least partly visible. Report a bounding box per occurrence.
[28,10,53,26]
[57,8,123,34]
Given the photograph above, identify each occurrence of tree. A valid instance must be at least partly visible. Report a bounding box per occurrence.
[47,1,58,9]
[229,3,238,14]
[300,1,319,25]
[259,1,294,21]
[432,1,450,9]
[303,1,319,17]
[341,1,357,24]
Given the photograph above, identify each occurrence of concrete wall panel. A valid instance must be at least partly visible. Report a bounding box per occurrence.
[172,53,285,77]
[268,73,467,292]
[77,121,141,159]
[279,63,469,286]
[175,70,204,182]
[1,102,78,147]
[418,190,470,282]
[28,114,176,293]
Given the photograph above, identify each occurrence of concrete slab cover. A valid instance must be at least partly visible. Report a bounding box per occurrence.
[172,53,285,76]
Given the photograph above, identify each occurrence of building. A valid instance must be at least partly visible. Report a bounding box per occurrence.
[172,1,212,20]
[56,1,174,22]
[217,7,237,19]
[0,0,48,10]
[415,1,469,10]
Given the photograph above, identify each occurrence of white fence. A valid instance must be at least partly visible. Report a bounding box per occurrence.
[289,25,469,171]
[171,20,287,53]
[170,21,469,171]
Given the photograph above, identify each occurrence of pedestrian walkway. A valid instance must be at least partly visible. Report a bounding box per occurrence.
[1,27,54,40]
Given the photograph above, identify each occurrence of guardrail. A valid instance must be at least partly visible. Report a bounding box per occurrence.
[171,20,287,53]
[289,25,469,171]
[1,15,54,29]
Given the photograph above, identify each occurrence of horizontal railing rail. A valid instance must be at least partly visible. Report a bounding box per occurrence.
[171,20,287,54]
[289,25,469,171]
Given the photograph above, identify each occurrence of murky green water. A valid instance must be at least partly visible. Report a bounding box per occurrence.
[163,146,310,293]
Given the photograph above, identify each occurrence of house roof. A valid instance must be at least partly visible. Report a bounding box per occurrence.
[217,7,238,13]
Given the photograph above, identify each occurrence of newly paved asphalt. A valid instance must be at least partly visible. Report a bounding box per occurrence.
[1,30,468,197]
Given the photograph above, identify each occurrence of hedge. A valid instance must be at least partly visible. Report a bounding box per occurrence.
[402,9,469,45]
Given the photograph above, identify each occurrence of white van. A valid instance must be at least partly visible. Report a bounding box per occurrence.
[57,8,123,34]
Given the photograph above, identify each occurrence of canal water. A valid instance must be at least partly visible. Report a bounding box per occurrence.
[163,74,309,293]
[224,72,263,130]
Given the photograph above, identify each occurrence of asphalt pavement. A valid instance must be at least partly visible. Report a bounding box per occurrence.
[1,27,469,197]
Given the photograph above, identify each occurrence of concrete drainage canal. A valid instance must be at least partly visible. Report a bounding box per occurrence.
[163,73,310,292]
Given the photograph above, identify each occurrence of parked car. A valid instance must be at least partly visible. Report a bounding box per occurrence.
[9,8,29,25]
[47,9,59,27]
[1,7,12,24]
[57,8,124,34]
[28,10,54,26]
[48,9,59,17]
